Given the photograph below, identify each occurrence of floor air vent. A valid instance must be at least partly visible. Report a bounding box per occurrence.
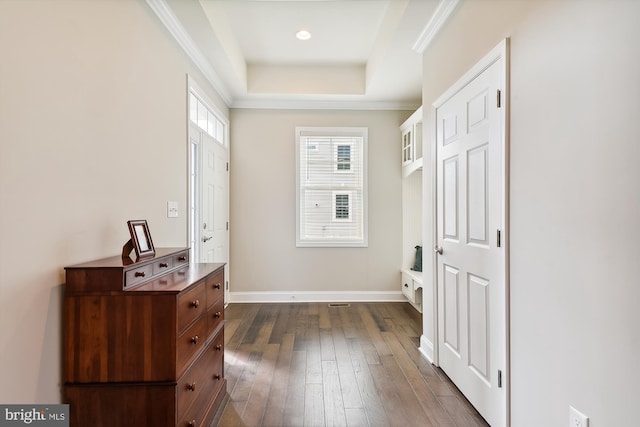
[328,303,351,308]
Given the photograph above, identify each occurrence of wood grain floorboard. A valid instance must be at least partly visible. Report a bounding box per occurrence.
[262,333,294,426]
[217,302,489,427]
[346,337,390,427]
[282,350,306,426]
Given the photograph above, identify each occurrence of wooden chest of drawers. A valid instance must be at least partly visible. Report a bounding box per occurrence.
[63,248,226,427]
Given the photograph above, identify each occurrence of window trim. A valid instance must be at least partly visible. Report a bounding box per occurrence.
[295,126,368,247]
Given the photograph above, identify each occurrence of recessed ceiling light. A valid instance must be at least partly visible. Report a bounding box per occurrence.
[296,30,311,41]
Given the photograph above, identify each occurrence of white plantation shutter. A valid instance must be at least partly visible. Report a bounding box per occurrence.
[296,127,368,247]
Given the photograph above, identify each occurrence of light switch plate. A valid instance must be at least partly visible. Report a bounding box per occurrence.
[569,406,589,427]
[167,201,178,218]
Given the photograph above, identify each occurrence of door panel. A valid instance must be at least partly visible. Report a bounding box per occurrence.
[443,156,459,240]
[443,264,460,355]
[443,114,458,145]
[467,144,489,246]
[467,90,488,130]
[468,273,489,383]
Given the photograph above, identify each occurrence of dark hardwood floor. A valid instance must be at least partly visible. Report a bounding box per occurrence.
[217,302,489,427]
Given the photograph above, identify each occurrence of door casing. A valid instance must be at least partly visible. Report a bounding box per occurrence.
[187,77,230,304]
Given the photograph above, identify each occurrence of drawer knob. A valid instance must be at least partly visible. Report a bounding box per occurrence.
[159,262,168,268]
[187,382,196,391]
[187,420,196,427]
[214,283,221,290]
[178,256,187,261]
[214,311,222,319]
[191,299,200,308]
[191,335,199,345]
[215,344,222,351]
[213,374,221,380]
[134,271,145,278]
[404,283,409,288]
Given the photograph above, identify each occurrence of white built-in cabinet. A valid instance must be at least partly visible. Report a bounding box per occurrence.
[400,107,423,312]
[401,107,423,177]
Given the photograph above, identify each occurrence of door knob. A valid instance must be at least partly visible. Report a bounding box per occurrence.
[433,245,443,255]
[203,235,213,242]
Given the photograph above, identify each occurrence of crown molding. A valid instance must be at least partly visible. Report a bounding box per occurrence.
[231,96,420,111]
[145,0,233,106]
[412,0,460,54]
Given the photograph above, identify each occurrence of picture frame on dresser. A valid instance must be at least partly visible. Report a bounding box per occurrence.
[126,219,155,259]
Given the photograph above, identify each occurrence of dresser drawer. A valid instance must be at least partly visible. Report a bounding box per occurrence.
[177,332,225,427]
[152,257,173,275]
[177,281,205,333]
[173,250,190,268]
[207,297,224,337]
[177,316,207,378]
[124,264,153,288]
[205,269,224,308]
[177,334,222,420]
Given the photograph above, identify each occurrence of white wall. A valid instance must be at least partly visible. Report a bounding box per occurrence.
[0,0,227,403]
[229,109,409,299]
[422,0,640,425]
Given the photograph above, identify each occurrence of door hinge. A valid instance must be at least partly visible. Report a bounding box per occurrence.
[226,162,229,172]
[498,370,503,388]
[497,89,502,108]
[497,229,502,248]
[226,221,229,231]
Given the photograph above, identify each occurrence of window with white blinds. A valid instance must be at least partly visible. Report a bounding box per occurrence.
[296,127,368,247]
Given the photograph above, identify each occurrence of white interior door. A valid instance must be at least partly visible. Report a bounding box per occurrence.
[434,41,508,427]
[200,131,228,265]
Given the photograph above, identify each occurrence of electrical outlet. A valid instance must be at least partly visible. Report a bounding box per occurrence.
[569,406,589,427]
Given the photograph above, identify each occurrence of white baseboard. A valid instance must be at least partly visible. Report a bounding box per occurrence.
[229,290,407,304]
[419,334,435,364]
[407,300,423,313]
